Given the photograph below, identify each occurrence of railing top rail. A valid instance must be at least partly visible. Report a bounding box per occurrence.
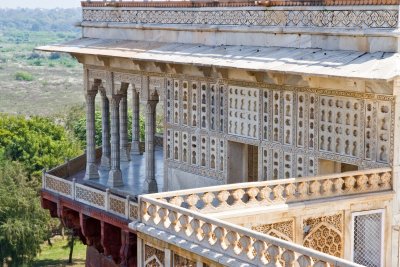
[148,167,392,199]
[140,195,364,266]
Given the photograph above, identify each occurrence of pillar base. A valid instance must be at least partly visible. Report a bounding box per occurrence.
[143,179,158,194]
[107,169,123,187]
[120,147,130,163]
[130,141,142,156]
[99,156,111,171]
[85,163,99,180]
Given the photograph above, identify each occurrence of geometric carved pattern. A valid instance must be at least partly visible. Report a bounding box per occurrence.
[145,244,165,267]
[303,213,343,257]
[83,9,399,29]
[228,86,259,139]
[173,253,196,267]
[260,85,393,180]
[75,186,105,207]
[251,220,294,241]
[45,175,72,196]
[165,74,393,182]
[109,196,125,216]
[166,78,226,180]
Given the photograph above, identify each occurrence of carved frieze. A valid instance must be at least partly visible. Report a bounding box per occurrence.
[83,9,398,29]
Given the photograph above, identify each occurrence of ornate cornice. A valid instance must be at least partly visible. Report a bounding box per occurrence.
[82,7,398,29]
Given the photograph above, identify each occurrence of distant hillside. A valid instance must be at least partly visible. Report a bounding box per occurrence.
[0,8,81,32]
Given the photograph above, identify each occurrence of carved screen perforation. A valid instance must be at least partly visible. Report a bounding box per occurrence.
[283,91,294,146]
[262,90,270,141]
[191,135,198,165]
[319,97,361,158]
[166,79,173,123]
[272,90,282,143]
[200,135,208,167]
[210,137,217,170]
[191,82,199,128]
[182,81,189,126]
[200,83,208,130]
[219,85,225,132]
[182,132,189,164]
[173,131,181,162]
[377,102,391,163]
[228,86,259,139]
[166,129,172,159]
[297,93,306,148]
[173,80,180,125]
[364,101,376,161]
[309,94,317,150]
[210,84,217,131]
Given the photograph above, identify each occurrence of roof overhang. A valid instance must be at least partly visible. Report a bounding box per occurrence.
[37,38,400,81]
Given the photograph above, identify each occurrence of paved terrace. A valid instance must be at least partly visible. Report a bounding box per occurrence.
[44,146,164,199]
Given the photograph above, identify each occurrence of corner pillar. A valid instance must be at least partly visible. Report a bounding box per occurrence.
[100,89,111,170]
[120,85,130,162]
[107,95,124,187]
[143,100,158,193]
[131,90,142,156]
[84,87,99,180]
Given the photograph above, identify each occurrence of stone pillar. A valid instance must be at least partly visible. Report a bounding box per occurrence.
[120,89,130,162]
[100,90,111,170]
[143,100,158,193]
[107,95,124,187]
[131,90,142,156]
[84,89,99,180]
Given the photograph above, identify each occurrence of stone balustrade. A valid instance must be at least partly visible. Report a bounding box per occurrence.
[149,168,392,213]
[140,194,363,266]
[43,173,139,220]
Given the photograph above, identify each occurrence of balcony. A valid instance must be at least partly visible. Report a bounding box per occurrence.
[136,168,393,265]
[42,158,393,265]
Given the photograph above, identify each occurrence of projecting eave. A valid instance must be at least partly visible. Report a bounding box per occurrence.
[36,38,400,81]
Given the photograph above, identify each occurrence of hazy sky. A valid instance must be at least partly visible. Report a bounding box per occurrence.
[0,0,81,9]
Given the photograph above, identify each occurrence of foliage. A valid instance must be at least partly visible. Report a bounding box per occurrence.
[15,71,34,81]
[0,157,51,266]
[0,114,81,176]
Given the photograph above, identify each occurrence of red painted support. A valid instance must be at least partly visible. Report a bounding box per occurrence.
[120,230,138,267]
[101,221,122,264]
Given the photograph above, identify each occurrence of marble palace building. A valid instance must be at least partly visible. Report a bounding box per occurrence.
[38,0,400,266]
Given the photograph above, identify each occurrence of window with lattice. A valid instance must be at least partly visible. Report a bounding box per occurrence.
[352,210,384,267]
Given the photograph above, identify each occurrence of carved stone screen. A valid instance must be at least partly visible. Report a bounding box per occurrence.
[165,76,394,182]
[166,78,226,181]
[352,211,383,267]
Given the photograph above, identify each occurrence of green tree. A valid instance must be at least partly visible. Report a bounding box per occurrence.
[0,157,51,266]
[0,114,81,177]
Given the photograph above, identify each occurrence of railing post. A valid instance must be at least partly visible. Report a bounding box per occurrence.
[105,188,110,211]
[42,169,46,189]
[125,195,130,219]
[65,158,70,178]
[72,178,76,200]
